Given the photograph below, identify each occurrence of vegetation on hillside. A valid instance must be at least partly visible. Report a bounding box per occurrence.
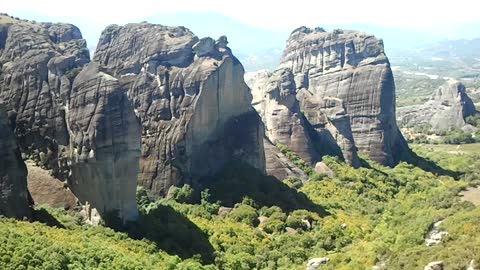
[1,144,480,269]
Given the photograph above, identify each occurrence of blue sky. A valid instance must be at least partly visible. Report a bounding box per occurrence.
[4,0,480,54]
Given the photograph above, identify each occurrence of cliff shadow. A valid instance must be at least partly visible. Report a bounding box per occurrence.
[405,151,461,179]
[202,162,329,216]
[32,208,65,229]
[392,133,460,178]
[125,205,215,264]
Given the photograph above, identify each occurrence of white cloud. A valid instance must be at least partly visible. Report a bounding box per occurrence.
[4,0,480,31]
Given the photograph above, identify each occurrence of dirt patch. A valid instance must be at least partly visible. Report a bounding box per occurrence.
[26,160,78,209]
[460,186,480,206]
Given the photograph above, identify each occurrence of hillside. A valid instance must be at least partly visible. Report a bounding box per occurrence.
[1,145,480,269]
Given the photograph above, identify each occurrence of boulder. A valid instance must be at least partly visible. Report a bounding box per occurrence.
[217,206,233,218]
[468,259,479,270]
[314,162,334,178]
[306,257,330,270]
[424,261,443,270]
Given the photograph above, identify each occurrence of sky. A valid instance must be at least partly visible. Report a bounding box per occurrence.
[4,0,480,55]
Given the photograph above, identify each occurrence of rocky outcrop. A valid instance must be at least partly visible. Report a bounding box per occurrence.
[248,69,317,164]
[263,138,308,181]
[0,15,140,222]
[306,257,330,270]
[468,260,479,270]
[425,220,448,246]
[397,80,477,131]
[0,105,31,219]
[91,23,265,196]
[424,261,443,270]
[248,27,409,168]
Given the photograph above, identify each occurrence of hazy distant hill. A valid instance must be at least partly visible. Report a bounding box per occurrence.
[389,37,480,106]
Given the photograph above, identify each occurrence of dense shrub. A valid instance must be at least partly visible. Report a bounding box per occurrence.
[228,205,259,226]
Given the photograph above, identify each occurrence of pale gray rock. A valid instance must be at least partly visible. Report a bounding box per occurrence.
[397,80,477,131]
[424,261,443,270]
[258,215,268,226]
[193,37,215,57]
[278,27,409,166]
[306,257,330,270]
[217,206,233,218]
[425,220,449,246]
[285,227,297,235]
[0,104,31,219]
[468,259,479,270]
[263,138,308,181]
[92,23,265,196]
[314,162,334,178]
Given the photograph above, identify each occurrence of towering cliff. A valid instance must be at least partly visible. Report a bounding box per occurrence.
[0,15,140,222]
[249,27,410,169]
[397,80,477,131]
[0,105,31,219]
[91,23,265,196]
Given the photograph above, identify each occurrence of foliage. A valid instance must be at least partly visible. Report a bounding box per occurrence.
[168,184,196,204]
[466,114,480,127]
[442,129,477,144]
[2,145,480,269]
[276,143,314,176]
[228,204,259,226]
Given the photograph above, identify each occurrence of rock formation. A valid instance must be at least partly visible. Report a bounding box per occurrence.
[397,80,477,131]
[0,105,31,219]
[91,23,265,196]
[0,15,140,222]
[248,27,410,169]
[424,261,444,270]
[306,257,330,270]
[67,62,141,221]
[26,160,77,210]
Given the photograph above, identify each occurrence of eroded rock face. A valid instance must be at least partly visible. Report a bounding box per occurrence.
[248,69,317,164]
[0,16,140,222]
[424,261,443,270]
[0,105,31,219]
[263,138,308,181]
[68,62,141,221]
[92,23,265,196]
[397,80,477,131]
[249,27,409,168]
[281,27,409,166]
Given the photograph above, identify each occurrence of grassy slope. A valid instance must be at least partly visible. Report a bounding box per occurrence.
[1,145,480,270]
